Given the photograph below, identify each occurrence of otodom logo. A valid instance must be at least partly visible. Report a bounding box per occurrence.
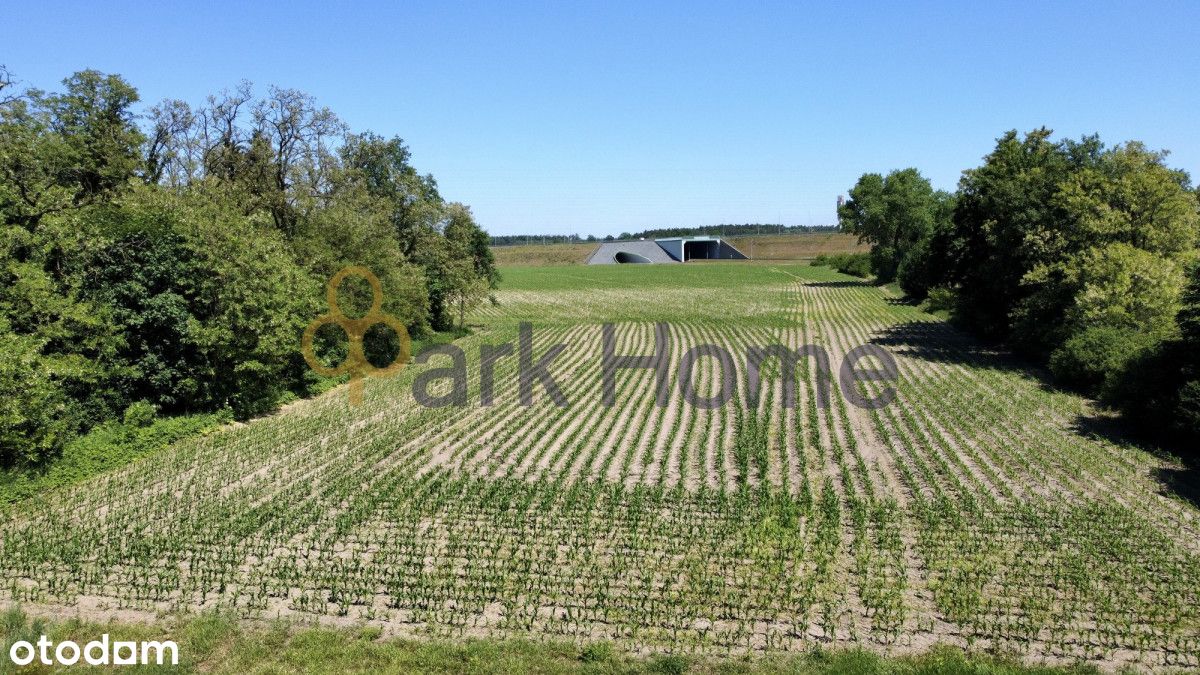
[301,266,412,405]
[8,635,178,666]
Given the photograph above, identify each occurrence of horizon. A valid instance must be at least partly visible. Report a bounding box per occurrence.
[492,223,842,241]
[5,1,1199,238]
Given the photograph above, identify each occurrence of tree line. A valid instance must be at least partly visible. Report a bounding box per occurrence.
[839,129,1200,452]
[490,224,839,246]
[0,67,498,468]
[620,224,839,241]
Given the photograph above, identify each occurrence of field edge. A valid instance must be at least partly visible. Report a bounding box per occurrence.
[0,606,1101,675]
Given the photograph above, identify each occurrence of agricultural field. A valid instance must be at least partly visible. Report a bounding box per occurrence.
[724,233,867,261]
[3,263,1199,671]
[491,242,598,266]
[490,232,865,266]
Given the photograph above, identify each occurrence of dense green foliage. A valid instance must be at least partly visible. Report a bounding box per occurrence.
[843,129,1200,449]
[811,252,872,278]
[0,67,497,468]
[0,407,231,505]
[1104,264,1200,445]
[836,168,953,286]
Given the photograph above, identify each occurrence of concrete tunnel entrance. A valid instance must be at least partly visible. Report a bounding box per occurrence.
[585,237,747,264]
[683,240,720,261]
[614,251,653,263]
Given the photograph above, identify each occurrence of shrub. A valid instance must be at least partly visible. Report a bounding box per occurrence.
[1176,381,1200,441]
[1105,342,1182,441]
[1106,338,1200,454]
[648,654,688,674]
[868,244,899,282]
[812,252,871,279]
[1,409,231,504]
[1049,325,1156,394]
[579,642,614,663]
[897,238,934,299]
[0,319,71,468]
[925,287,957,314]
[123,401,158,427]
[840,254,873,278]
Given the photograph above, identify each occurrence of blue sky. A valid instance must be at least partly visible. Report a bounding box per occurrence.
[4,1,1198,236]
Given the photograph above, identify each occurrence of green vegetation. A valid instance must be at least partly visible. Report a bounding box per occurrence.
[0,67,498,471]
[4,64,1199,674]
[4,263,1197,671]
[1104,264,1200,445]
[811,252,872,278]
[0,408,229,506]
[0,607,1100,674]
[0,327,464,506]
[841,129,1200,451]
[836,168,954,287]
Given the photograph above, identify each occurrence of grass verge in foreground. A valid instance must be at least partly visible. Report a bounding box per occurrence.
[0,609,1102,675]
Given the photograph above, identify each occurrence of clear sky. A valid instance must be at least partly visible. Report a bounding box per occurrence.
[4,1,1198,237]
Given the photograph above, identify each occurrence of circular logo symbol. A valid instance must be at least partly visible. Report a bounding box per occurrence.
[301,266,411,405]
